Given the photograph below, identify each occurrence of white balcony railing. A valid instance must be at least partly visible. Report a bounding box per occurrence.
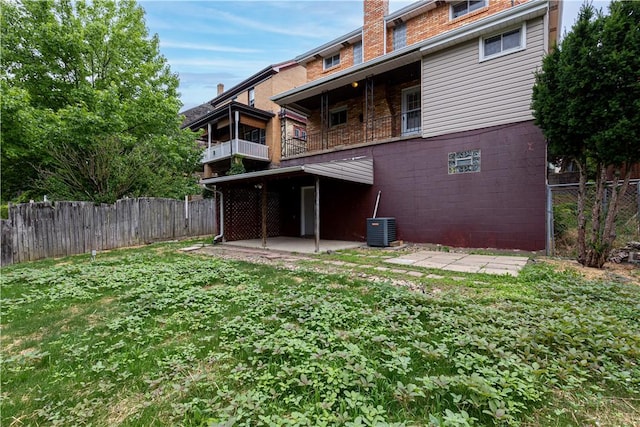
[201,139,269,164]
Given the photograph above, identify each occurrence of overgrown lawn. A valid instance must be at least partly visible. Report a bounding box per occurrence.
[1,244,639,426]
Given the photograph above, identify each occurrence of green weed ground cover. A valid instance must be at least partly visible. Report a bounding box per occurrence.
[1,243,639,426]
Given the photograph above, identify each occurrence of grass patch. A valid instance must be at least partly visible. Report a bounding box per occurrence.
[1,244,639,426]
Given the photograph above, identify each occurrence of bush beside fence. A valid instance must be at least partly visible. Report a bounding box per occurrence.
[549,181,640,258]
[1,197,217,266]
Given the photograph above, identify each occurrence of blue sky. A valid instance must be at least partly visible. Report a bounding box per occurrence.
[139,0,611,112]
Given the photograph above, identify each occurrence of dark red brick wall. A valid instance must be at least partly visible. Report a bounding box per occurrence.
[281,120,547,251]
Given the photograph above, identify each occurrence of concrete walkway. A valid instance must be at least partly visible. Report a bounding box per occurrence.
[222,237,363,254]
[385,250,529,276]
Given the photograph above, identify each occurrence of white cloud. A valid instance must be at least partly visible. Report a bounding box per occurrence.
[161,40,260,53]
[170,58,270,72]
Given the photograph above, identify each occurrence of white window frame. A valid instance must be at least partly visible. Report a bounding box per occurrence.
[450,0,487,20]
[401,86,421,135]
[479,23,526,62]
[248,88,255,107]
[353,41,363,65]
[323,53,340,70]
[329,107,347,127]
[393,22,407,51]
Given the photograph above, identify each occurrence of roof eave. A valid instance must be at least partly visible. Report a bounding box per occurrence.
[187,102,275,130]
[385,0,438,26]
[295,27,363,64]
[272,0,548,105]
[208,65,279,106]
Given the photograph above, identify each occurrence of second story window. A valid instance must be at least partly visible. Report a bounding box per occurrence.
[393,23,407,50]
[451,0,486,19]
[323,53,340,70]
[481,25,525,60]
[353,41,363,65]
[329,108,347,127]
[245,128,266,144]
[248,88,255,107]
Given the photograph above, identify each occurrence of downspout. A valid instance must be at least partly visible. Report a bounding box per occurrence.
[228,104,233,168]
[234,110,240,156]
[204,184,224,243]
[383,18,387,55]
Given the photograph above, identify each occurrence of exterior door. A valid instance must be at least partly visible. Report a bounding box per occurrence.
[402,87,421,135]
[300,186,315,236]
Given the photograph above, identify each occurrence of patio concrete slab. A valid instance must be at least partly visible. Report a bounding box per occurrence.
[413,260,452,269]
[385,251,529,276]
[444,264,485,273]
[223,237,363,254]
[397,253,433,261]
[386,258,418,266]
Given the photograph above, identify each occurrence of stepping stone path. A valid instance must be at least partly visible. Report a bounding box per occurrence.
[385,251,529,276]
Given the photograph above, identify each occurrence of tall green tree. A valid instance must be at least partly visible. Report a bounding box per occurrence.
[532,1,640,268]
[1,0,201,203]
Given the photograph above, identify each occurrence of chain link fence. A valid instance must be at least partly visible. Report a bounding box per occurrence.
[547,181,640,257]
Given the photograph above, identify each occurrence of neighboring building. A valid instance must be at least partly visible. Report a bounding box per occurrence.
[202,0,562,251]
[182,61,306,178]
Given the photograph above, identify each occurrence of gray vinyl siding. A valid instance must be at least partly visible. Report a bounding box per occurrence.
[422,17,545,138]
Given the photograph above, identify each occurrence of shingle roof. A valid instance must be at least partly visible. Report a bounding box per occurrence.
[180,103,215,129]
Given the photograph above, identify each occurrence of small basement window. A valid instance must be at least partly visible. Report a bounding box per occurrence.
[448,149,481,174]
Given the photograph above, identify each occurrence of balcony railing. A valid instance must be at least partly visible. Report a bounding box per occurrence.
[282,112,420,158]
[201,139,269,164]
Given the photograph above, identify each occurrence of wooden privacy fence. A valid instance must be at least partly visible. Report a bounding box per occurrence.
[1,197,217,266]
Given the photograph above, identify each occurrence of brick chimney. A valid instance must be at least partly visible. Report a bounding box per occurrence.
[217,83,224,95]
[363,0,389,62]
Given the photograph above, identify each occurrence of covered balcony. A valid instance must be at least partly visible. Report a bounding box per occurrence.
[202,138,269,163]
[185,101,274,175]
[274,61,422,159]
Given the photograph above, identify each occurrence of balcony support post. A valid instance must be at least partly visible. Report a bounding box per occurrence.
[321,91,329,150]
[261,180,268,249]
[314,176,320,253]
[365,75,374,142]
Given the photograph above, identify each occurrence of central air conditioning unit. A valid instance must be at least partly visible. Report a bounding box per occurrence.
[366,217,396,247]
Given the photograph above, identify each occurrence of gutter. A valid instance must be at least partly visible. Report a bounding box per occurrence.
[295,27,363,64]
[201,165,306,185]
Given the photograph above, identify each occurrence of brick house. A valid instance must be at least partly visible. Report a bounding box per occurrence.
[201,0,562,251]
[182,60,306,178]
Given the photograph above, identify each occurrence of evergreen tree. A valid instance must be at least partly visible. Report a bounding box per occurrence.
[532,1,640,267]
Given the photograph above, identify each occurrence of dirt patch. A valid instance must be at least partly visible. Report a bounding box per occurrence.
[18,347,38,356]
[1,332,44,355]
[525,390,640,427]
[107,392,147,425]
[542,258,639,285]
